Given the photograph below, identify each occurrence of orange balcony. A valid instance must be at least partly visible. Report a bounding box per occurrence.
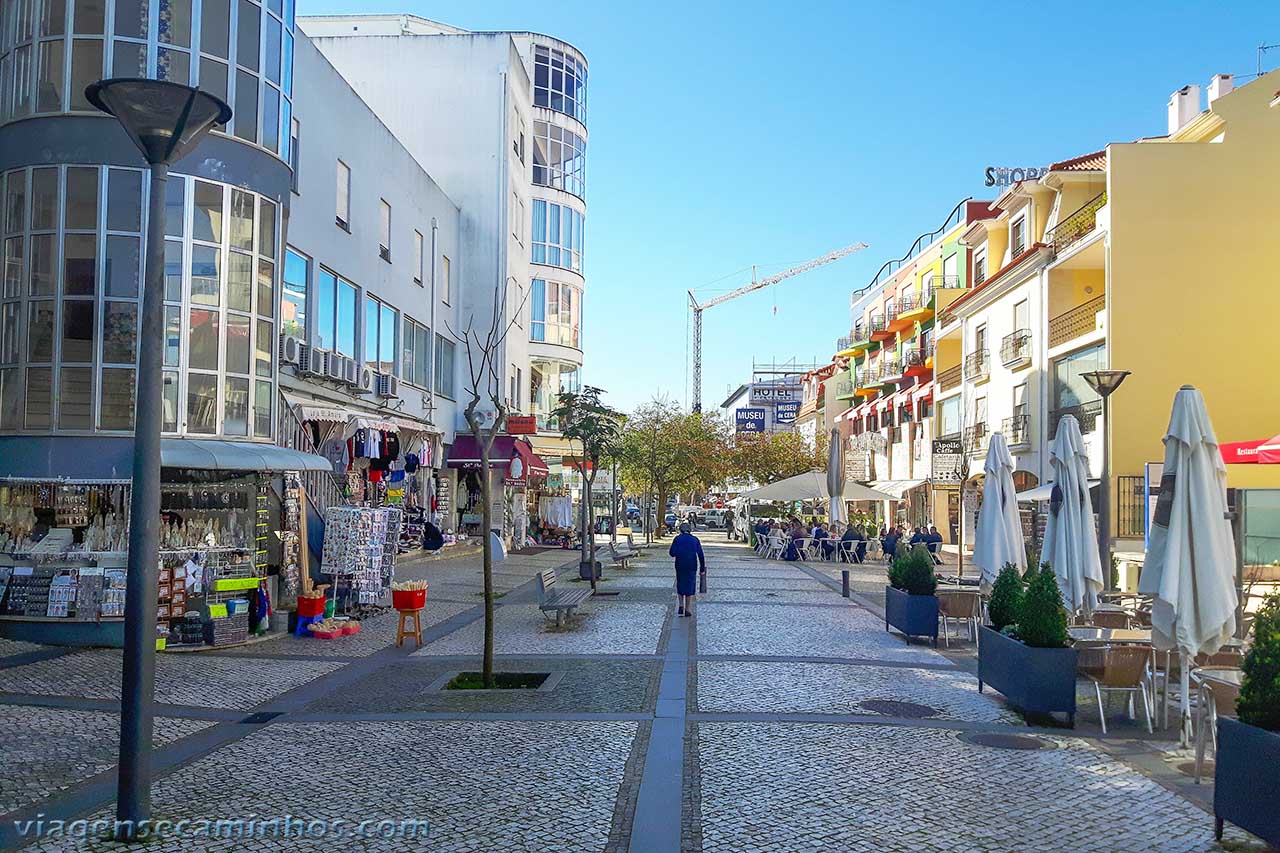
[895,287,934,330]
[868,312,894,343]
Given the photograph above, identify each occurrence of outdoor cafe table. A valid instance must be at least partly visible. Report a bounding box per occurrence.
[1067,627,1153,645]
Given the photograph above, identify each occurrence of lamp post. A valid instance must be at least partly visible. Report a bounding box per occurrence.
[86,78,231,836]
[1082,369,1131,591]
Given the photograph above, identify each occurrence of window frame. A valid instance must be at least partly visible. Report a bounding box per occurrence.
[413,229,424,286]
[378,198,391,262]
[335,159,350,231]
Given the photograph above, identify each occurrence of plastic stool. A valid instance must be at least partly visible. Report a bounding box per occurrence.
[295,613,324,637]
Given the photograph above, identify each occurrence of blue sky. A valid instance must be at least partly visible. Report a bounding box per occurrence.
[298,0,1279,413]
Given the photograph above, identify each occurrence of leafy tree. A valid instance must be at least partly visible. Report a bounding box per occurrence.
[1017,563,1070,648]
[988,563,1024,632]
[552,387,624,591]
[1237,593,1280,732]
[730,430,824,486]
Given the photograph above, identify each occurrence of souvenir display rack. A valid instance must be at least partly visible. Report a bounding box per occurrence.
[399,506,425,553]
[320,506,401,606]
[279,473,303,598]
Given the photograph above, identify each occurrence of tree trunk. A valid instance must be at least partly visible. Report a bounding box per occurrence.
[657,486,670,537]
[478,442,495,688]
[584,469,598,592]
[579,468,594,588]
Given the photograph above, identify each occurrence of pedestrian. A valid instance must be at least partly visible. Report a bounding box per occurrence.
[668,522,705,617]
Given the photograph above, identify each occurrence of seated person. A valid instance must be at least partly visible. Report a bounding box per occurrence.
[782,523,806,561]
[882,528,900,560]
[909,526,928,548]
[422,520,445,552]
[816,523,837,559]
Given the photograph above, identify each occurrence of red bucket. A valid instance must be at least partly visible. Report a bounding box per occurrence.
[297,596,326,618]
[392,588,426,611]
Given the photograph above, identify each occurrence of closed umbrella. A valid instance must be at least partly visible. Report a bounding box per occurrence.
[827,427,846,525]
[1138,385,1237,744]
[1042,414,1104,615]
[972,432,1026,591]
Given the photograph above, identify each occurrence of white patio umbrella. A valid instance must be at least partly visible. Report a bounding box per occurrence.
[972,432,1026,591]
[740,470,895,503]
[1138,385,1237,744]
[827,427,847,525]
[1042,414,1104,614]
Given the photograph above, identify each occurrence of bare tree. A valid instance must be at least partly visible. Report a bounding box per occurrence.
[445,276,528,688]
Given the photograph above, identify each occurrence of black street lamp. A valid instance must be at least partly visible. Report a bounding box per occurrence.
[85,78,230,836]
[1082,369,1131,589]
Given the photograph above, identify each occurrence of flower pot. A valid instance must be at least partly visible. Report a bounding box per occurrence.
[392,588,427,611]
[884,585,939,645]
[977,625,1077,722]
[1214,717,1280,845]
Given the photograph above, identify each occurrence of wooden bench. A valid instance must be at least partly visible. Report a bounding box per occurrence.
[537,569,591,627]
[608,541,637,568]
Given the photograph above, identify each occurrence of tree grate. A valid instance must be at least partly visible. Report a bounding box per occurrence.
[240,711,284,725]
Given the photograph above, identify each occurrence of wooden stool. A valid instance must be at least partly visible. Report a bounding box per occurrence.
[396,608,424,647]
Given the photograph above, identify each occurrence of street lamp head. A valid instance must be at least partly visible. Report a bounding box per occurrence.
[85,78,231,167]
[1082,369,1131,398]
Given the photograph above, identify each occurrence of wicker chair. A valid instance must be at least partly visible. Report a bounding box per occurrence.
[1089,610,1132,630]
[1083,644,1154,734]
[1193,668,1243,783]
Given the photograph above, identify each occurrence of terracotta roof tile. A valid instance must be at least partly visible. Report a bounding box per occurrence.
[1049,149,1106,172]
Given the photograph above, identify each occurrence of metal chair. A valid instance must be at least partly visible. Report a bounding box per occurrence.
[1083,644,1154,734]
[1089,610,1132,630]
[936,590,981,646]
[1193,668,1243,783]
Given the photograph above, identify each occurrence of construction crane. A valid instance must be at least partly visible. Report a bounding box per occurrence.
[688,242,868,412]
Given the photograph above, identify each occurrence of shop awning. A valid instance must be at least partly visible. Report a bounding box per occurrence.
[448,435,519,468]
[1015,480,1100,502]
[514,441,550,479]
[282,392,433,435]
[867,479,927,500]
[0,436,330,478]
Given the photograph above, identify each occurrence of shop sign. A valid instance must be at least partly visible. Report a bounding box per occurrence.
[749,384,799,405]
[506,415,537,435]
[930,438,964,482]
[546,473,564,490]
[983,166,1049,188]
[775,401,800,423]
[736,408,766,433]
[845,449,868,482]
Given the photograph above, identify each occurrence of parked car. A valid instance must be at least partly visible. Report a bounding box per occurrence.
[664,512,678,530]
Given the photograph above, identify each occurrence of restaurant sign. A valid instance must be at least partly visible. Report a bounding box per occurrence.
[930,438,965,482]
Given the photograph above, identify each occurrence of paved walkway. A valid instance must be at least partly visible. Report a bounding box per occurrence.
[0,540,1270,851]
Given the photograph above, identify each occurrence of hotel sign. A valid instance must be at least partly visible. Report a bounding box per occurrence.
[749,384,799,405]
[984,166,1050,188]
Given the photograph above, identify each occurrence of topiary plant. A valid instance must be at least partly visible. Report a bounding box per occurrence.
[1017,563,1069,648]
[1237,593,1280,732]
[888,545,937,596]
[988,563,1024,632]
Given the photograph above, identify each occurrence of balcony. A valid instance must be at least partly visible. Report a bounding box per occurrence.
[1003,413,1030,448]
[904,344,931,378]
[835,334,854,356]
[937,363,962,393]
[1049,400,1102,439]
[1000,329,1032,369]
[834,379,857,400]
[893,286,935,329]
[964,349,990,384]
[1049,295,1105,348]
[869,312,894,343]
[963,423,989,454]
[1047,191,1106,255]
[879,358,906,384]
[848,322,871,351]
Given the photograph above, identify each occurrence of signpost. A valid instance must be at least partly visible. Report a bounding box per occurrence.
[506,415,536,435]
[930,437,964,483]
[735,408,766,433]
[774,401,799,424]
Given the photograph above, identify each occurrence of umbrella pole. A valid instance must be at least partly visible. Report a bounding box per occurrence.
[1180,652,1192,748]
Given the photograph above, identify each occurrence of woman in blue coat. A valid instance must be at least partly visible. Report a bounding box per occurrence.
[668,522,706,617]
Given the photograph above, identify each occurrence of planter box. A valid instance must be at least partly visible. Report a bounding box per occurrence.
[884,585,939,645]
[977,625,1078,722]
[1215,717,1280,846]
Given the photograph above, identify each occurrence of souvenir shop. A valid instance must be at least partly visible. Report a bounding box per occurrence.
[445,436,550,546]
[529,472,576,547]
[0,438,330,649]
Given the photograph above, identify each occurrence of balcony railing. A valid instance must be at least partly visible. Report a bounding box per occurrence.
[835,379,855,397]
[1047,191,1106,255]
[836,334,853,352]
[880,358,904,381]
[1049,295,1105,348]
[868,314,885,333]
[937,364,962,392]
[1003,413,1030,447]
[1000,329,1032,368]
[1049,400,1102,439]
[933,275,961,290]
[963,423,989,453]
[974,266,987,286]
[964,349,990,382]
[904,346,925,369]
[884,301,899,324]
[851,322,867,343]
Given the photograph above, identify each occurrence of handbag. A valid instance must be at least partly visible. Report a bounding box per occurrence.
[699,568,707,594]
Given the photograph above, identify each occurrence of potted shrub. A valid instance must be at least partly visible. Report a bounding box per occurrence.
[884,545,939,645]
[978,563,1078,723]
[1214,594,1280,846]
[987,563,1024,633]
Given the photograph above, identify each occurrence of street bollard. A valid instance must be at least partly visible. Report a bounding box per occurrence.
[842,570,850,598]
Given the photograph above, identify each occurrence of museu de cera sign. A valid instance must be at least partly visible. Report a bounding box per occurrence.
[984,166,1050,188]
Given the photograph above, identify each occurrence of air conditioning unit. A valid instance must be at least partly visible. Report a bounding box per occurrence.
[326,352,345,382]
[357,366,375,394]
[376,373,399,399]
[301,346,326,376]
[278,334,302,366]
[342,357,359,386]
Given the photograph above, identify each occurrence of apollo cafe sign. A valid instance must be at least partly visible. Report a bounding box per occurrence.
[984,166,1049,188]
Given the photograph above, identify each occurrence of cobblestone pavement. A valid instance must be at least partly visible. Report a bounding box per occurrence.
[413,602,668,657]
[224,600,478,659]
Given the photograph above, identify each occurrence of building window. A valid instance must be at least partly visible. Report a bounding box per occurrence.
[335,160,349,230]
[532,44,587,123]
[434,333,455,398]
[378,198,391,261]
[440,254,451,304]
[281,247,307,338]
[401,315,431,388]
[938,396,960,438]
[531,199,583,272]
[531,120,586,199]
[413,229,424,285]
[1011,215,1026,257]
[363,294,396,376]
[289,117,300,192]
[512,105,525,162]
[511,192,524,245]
[973,251,987,285]
[314,267,356,357]
[529,278,581,348]
[1051,343,1105,411]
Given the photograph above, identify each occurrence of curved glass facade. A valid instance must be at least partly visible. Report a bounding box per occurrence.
[532,43,585,124]
[530,277,581,350]
[0,0,295,160]
[530,198,582,273]
[0,165,279,438]
[531,119,585,199]
[529,357,580,432]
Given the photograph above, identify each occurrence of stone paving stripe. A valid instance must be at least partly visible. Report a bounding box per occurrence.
[0,646,78,671]
[692,653,959,671]
[282,710,654,723]
[629,610,690,853]
[0,691,247,723]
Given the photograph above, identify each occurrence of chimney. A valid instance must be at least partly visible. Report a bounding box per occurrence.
[1208,73,1234,104]
[1167,84,1201,134]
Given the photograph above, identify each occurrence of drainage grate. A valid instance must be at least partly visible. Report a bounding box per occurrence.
[959,733,1050,750]
[240,711,283,725]
[857,699,941,719]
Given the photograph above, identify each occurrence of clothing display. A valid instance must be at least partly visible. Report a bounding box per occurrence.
[539,496,574,529]
[321,438,350,476]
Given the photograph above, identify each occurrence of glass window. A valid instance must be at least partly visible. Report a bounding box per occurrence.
[413,230,423,284]
[99,368,135,430]
[65,167,98,230]
[164,305,181,366]
[104,235,140,297]
[258,198,276,257]
[288,117,300,190]
[363,296,378,370]
[200,0,230,57]
[379,302,395,375]
[70,39,104,110]
[25,366,52,428]
[233,68,257,141]
[36,40,64,112]
[236,0,259,71]
[533,45,587,122]
[165,177,186,237]
[187,373,217,433]
[159,0,191,47]
[335,160,350,227]
[261,83,279,152]
[106,169,142,232]
[229,189,254,250]
[282,31,293,97]
[434,334,454,398]
[256,258,274,318]
[414,324,429,388]
[103,301,137,363]
[115,0,149,38]
[227,252,252,311]
[42,0,67,35]
[58,366,92,428]
[3,172,26,235]
[30,234,55,295]
[158,47,189,84]
[112,39,147,77]
[263,14,281,84]
[939,396,960,437]
[198,57,228,105]
[0,302,19,362]
[254,318,272,376]
[162,371,178,431]
[63,233,97,296]
[0,368,23,430]
[336,278,355,357]
[281,249,306,338]
[31,168,58,230]
[163,240,183,300]
[440,254,450,303]
[1051,344,1105,410]
[314,267,335,350]
[61,300,94,362]
[253,378,271,437]
[74,0,106,33]
[193,181,222,242]
[401,316,414,382]
[225,312,250,374]
[530,278,545,342]
[378,199,390,255]
[2,238,22,298]
[530,199,583,272]
[531,120,586,198]
[190,245,219,305]
[188,307,219,370]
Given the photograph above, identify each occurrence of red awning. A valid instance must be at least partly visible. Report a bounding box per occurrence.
[1221,435,1280,464]
[513,440,549,479]
[447,435,518,469]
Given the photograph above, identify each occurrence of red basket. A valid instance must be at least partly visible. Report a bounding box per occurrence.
[392,588,427,611]
[310,629,342,640]
[343,622,361,636]
[297,596,326,618]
